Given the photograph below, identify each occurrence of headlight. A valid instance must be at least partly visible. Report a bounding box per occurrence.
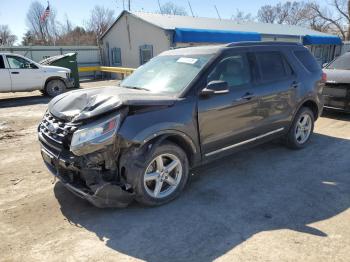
[70,115,120,154]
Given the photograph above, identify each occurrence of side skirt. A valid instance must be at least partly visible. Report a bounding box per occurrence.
[204,128,285,157]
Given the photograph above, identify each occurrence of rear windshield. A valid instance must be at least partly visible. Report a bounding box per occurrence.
[327,53,350,70]
[0,56,5,69]
[294,50,320,72]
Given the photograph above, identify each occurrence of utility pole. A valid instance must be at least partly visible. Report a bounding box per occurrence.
[157,0,162,14]
[214,5,221,20]
[127,0,131,11]
[188,1,194,17]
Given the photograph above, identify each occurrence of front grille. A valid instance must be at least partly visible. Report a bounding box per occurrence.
[39,112,78,150]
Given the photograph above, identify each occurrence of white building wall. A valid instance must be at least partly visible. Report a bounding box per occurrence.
[102,13,171,69]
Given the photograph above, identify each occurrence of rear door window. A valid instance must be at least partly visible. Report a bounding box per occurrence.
[0,56,5,69]
[255,51,290,82]
[294,50,321,72]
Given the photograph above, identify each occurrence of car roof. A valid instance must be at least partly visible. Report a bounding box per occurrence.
[160,41,304,56]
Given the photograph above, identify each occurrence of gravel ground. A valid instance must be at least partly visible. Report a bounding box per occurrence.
[0,80,349,262]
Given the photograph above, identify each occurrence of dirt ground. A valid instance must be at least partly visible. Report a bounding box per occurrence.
[0,80,350,262]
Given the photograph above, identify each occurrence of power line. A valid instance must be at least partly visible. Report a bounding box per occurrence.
[157,0,162,14]
[214,5,221,20]
[188,1,194,17]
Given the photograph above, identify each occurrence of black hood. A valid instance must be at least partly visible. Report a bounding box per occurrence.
[48,86,177,122]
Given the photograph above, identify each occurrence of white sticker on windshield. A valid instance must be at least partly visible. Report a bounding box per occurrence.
[177,57,198,64]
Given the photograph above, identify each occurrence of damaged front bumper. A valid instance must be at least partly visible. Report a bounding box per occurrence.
[63,77,75,88]
[39,137,135,208]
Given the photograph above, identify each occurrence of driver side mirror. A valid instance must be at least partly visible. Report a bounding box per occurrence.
[201,80,229,96]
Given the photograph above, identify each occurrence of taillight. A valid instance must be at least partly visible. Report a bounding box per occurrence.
[321,72,327,82]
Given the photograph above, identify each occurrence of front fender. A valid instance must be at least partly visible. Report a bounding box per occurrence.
[118,98,199,151]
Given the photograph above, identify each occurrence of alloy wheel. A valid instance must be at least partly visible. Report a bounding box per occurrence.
[143,153,183,198]
[295,113,312,144]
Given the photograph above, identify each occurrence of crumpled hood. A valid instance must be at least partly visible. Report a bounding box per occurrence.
[323,69,350,84]
[48,86,177,122]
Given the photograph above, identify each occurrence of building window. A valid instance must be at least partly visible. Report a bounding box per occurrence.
[111,47,121,66]
[140,45,153,65]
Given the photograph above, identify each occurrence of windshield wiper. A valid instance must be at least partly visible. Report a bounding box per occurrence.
[122,86,150,91]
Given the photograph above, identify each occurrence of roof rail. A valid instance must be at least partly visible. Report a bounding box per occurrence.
[225,41,303,47]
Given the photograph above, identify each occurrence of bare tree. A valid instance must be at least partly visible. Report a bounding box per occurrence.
[257,1,309,25]
[0,25,17,46]
[86,5,115,45]
[56,26,96,46]
[26,1,59,45]
[159,2,188,16]
[231,9,254,23]
[309,0,350,40]
[257,5,278,23]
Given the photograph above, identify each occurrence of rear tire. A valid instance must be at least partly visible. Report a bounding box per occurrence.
[45,79,66,97]
[130,142,189,206]
[285,107,315,149]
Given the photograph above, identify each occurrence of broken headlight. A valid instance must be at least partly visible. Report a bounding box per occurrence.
[70,115,120,155]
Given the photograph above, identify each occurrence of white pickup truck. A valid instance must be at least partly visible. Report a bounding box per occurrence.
[0,53,74,97]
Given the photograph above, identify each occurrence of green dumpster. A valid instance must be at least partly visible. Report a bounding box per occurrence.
[40,53,80,88]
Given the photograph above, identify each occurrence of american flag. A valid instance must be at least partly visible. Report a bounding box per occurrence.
[41,4,50,22]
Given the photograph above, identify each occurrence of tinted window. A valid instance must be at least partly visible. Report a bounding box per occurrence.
[294,50,320,72]
[256,52,288,81]
[208,54,251,87]
[0,56,5,69]
[327,53,350,70]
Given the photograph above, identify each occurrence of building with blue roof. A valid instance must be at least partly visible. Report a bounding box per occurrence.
[101,10,343,68]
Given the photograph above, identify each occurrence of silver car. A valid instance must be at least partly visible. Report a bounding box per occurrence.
[322,52,350,112]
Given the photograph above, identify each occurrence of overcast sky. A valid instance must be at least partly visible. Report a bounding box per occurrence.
[0,0,326,44]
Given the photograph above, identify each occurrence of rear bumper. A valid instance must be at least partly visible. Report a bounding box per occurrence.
[323,84,350,112]
[40,146,135,208]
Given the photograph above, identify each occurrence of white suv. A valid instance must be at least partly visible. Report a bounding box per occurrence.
[0,53,74,97]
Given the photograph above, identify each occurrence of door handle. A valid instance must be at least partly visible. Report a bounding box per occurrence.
[11,72,19,74]
[238,92,255,101]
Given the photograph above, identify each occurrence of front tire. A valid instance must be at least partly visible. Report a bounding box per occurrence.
[131,142,189,206]
[285,107,315,149]
[45,79,66,97]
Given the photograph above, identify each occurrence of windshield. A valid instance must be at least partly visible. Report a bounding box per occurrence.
[120,54,213,94]
[327,53,350,70]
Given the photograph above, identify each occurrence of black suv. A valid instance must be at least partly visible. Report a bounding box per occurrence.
[38,42,324,207]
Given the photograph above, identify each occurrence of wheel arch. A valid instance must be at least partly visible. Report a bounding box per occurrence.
[141,130,199,167]
[44,76,66,89]
[296,98,320,120]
